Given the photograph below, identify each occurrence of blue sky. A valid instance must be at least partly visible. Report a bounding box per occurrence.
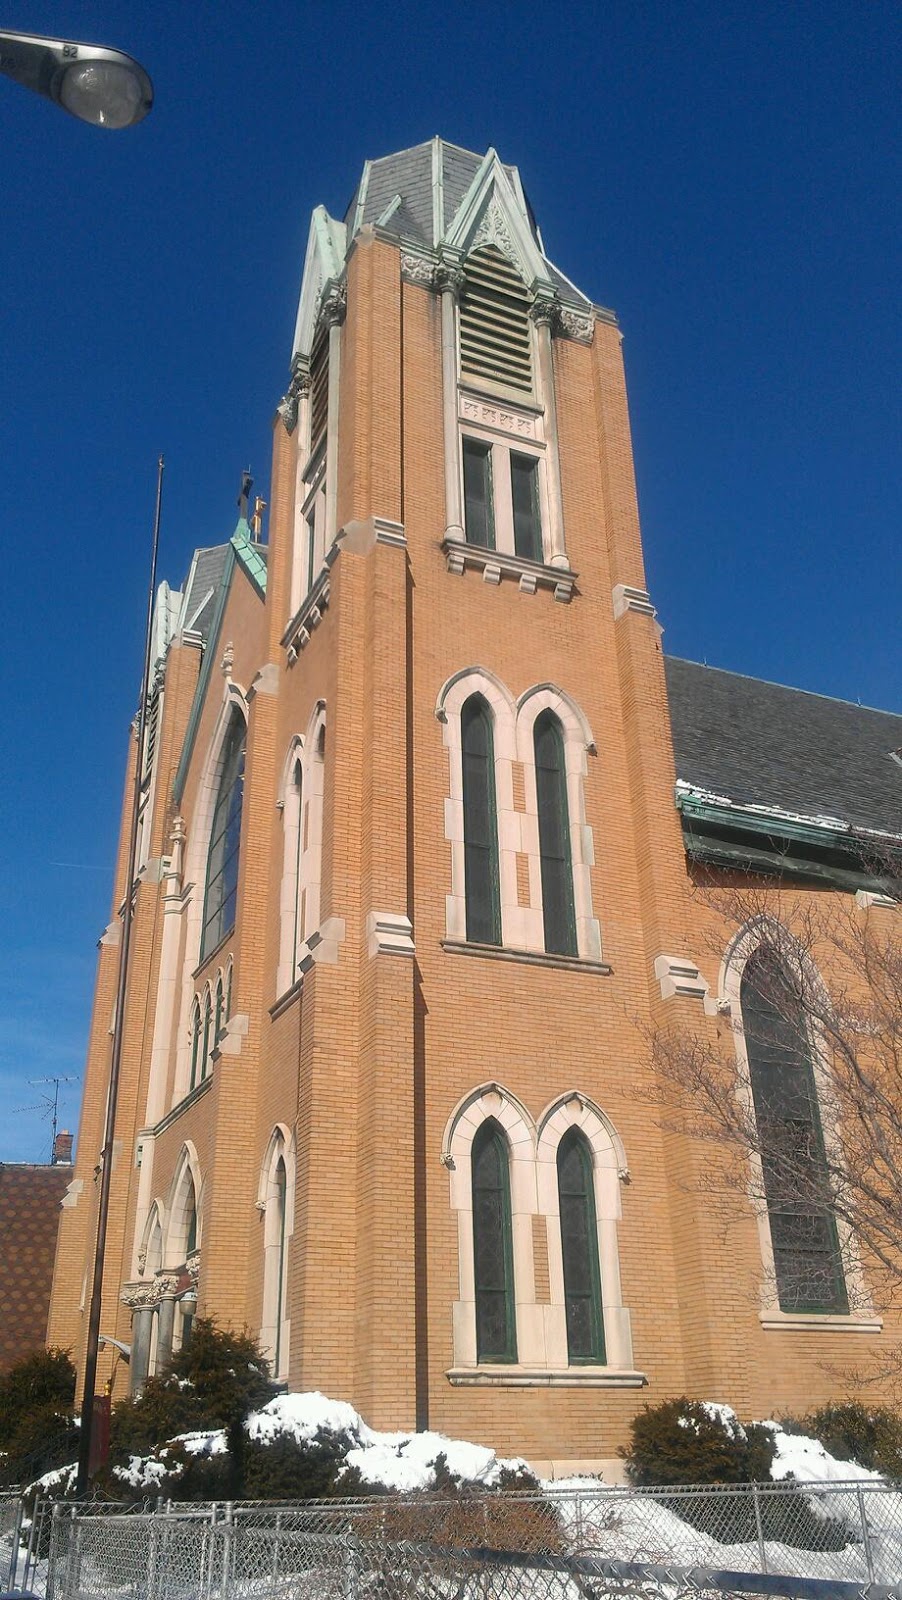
[2,1,899,1160]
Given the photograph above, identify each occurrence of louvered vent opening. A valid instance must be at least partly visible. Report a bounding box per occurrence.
[142,688,160,785]
[460,246,533,395]
[309,333,329,448]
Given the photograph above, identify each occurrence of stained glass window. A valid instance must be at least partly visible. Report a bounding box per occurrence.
[201,713,246,959]
[557,1128,605,1362]
[742,948,848,1314]
[462,696,501,945]
[535,712,577,956]
[472,1119,517,1362]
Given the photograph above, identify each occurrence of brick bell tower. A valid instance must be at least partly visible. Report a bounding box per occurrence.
[260,138,693,1469]
[51,139,702,1478]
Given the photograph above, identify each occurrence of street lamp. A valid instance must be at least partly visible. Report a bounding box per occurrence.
[0,28,152,127]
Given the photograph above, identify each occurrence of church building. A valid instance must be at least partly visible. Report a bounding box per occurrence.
[48,140,902,1478]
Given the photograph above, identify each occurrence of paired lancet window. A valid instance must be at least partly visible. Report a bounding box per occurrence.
[448,1088,630,1375]
[277,711,327,996]
[201,711,245,961]
[740,946,848,1315]
[450,680,597,960]
[189,963,232,1090]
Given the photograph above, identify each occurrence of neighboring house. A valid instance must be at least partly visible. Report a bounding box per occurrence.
[47,140,902,1479]
[1,1135,73,1371]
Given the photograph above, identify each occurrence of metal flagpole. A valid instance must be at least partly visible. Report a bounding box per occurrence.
[75,455,165,1495]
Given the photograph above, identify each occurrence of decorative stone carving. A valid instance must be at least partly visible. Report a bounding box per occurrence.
[120,1280,160,1309]
[220,640,234,678]
[557,307,595,344]
[277,358,311,435]
[434,260,466,299]
[318,280,347,330]
[186,1250,201,1285]
[137,1248,147,1275]
[473,195,519,269]
[156,1274,182,1299]
[529,297,560,332]
[459,396,537,440]
[400,253,437,288]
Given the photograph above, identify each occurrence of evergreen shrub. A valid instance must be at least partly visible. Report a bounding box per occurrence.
[788,1403,902,1478]
[0,1349,77,1487]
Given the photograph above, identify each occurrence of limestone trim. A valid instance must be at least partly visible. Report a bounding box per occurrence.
[654,954,719,1013]
[258,1124,295,1381]
[164,1142,203,1267]
[446,1368,646,1388]
[275,703,326,999]
[721,916,875,1327]
[440,941,611,976]
[283,562,333,663]
[441,538,576,602]
[535,1094,634,1372]
[173,687,248,1105]
[436,670,600,959]
[612,583,656,620]
[152,1073,212,1135]
[443,1083,539,1370]
[367,911,415,958]
[138,1200,165,1279]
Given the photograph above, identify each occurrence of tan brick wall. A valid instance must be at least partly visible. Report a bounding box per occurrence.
[49,228,901,1465]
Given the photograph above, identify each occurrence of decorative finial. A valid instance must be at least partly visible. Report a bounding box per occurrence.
[238,469,253,520]
[250,496,267,540]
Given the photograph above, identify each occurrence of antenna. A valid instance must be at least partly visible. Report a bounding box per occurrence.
[22,1075,78,1158]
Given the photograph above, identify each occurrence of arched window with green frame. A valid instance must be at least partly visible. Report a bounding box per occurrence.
[214,973,225,1049]
[534,710,577,957]
[189,998,202,1090]
[461,695,501,946]
[201,711,246,960]
[201,988,212,1082]
[557,1127,605,1363]
[471,1118,516,1362]
[741,946,848,1315]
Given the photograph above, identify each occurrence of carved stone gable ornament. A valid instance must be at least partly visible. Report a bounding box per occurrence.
[472,193,524,278]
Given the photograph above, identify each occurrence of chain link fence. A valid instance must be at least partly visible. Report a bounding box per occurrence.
[24,1480,902,1600]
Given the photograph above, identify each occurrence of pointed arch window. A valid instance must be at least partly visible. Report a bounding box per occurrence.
[201,711,246,960]
[272,1157,288,1376]
[471,1118,517,1362]
[214,974,224,1048]
[557,1128,605,1363]
[201,988,212,1082]
[185,1180,198,1257]
[741,947,848,1315]
[462,695,501,946]
[189,998,202,1090]
[535,710,577,957]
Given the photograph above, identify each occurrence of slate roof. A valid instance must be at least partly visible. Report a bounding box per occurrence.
[0,1163,69,1371]
[180,544,230,639]
[342,138,591,309]
[665,657,902,839]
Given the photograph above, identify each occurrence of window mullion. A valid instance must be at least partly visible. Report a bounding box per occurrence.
[493,443,515,556]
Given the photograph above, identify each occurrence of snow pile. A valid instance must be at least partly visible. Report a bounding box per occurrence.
[766,1423,882,1486]
[248,1391,530,1492]
[112,1390,530,1493]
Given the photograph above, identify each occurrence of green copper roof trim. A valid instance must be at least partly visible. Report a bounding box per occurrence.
[231,517,267,599]
[676,792,901,895]
[173,541,236,807]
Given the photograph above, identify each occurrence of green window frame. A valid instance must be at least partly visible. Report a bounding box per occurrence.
[189,998,202,1090]
[291,759,304,982]
[557,1128,606,1363]
[214,975,224,1048]
[742,948,848,1315]
[534,711,578,957]
[461,695,501,945]
[185,1181,198,1257]
[201,988,212,1082]
[273,1157,288,1376]
[472,1118,517,1362]
[201,712,246,960]
[510,453,542,562]
[462,438,495,549]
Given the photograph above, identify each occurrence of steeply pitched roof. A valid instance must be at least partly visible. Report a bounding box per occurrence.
[179,543,231,639]
[665,657,902,839]
[341,137,593,310]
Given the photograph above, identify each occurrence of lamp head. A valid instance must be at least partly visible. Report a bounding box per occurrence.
[0,30,153,128]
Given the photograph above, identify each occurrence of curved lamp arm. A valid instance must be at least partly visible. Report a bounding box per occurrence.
[0,28,152,127]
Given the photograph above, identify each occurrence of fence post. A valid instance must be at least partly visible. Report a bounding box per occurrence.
[6,1496,24,1591]
[752,1482,767,1574]
[146,1512,160,1600]
[221,1502,234,1600]
[270,1511,281,1589]
[856,1485,876,1584]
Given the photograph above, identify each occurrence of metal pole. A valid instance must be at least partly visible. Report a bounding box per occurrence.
[75,456,165,1496]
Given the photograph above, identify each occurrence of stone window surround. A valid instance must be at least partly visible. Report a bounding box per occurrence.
[275,702,326,1000]
[721,916,881,1335]
[443,1084,637,1382]
[458,398,551,564]
[257,1123,296,1381]
[436,667,601,961]
[172,683,248,1106]
[164,1140,203,1268]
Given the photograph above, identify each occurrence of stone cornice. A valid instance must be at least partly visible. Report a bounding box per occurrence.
[441,538,577,603]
